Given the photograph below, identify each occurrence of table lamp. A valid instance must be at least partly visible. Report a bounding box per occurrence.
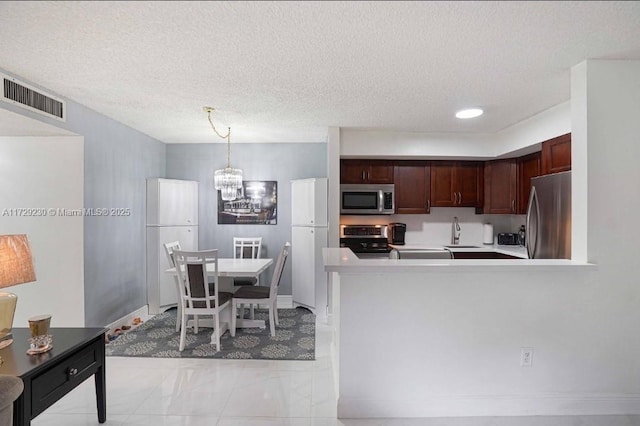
[0,235,36,349]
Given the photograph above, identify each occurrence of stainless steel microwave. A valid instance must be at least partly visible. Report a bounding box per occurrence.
[340,184,395,215]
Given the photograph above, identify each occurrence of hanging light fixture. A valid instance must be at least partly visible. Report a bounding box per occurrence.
[204,106,243,201]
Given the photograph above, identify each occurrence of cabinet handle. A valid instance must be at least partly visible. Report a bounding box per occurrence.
[362,171,365,181]
[512,200,516,213]
[68,367,78,377]
[426,199,430,211]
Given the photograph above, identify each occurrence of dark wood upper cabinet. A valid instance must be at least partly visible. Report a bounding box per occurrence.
[394,161,431,214]
[340,160,394,184]
[483,159,517,214]
[430,161,483,207]
[517,152,541,214]
[541,133,571,175]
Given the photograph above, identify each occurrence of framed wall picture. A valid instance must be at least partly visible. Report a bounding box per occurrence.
[217,180,277,225]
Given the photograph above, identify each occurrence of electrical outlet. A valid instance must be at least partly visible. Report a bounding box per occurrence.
[520,347,533,367]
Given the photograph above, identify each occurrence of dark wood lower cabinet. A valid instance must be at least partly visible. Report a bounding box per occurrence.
[452,251,521,259]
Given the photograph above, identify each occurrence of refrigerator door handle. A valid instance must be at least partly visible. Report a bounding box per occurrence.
[526,186,540,259]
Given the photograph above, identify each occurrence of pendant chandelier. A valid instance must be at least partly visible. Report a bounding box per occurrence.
[204,106,243,201]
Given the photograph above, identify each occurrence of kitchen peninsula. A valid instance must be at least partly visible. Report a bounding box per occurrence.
[323,248,595,418]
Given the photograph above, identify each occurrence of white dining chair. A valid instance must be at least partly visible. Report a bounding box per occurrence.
[173,249,233,352]
[233,237,262,262]
[163,241,184,332]
[231,242,290,337]
[233,237,263,319]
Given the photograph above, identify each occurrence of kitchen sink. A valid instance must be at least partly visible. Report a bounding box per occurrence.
[443,245,482,249]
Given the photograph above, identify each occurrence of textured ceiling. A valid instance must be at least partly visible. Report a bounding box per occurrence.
[1,1,640,143]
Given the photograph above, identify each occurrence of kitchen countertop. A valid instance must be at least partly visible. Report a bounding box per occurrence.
[390,243,529,259]
[323,247,596,273]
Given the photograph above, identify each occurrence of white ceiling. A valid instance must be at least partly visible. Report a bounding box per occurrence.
[1,1,640,144]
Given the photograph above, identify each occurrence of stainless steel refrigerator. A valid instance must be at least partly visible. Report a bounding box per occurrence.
[526,171,571,259]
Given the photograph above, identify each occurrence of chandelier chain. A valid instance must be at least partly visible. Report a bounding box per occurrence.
[205,107,232,168]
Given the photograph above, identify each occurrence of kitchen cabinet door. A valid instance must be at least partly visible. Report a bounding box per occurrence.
[340,160,394,184]
[292,226,328,315]
[430,162,456,206]
[483,159,517,214]
[291,178,328,226]
[394,161,431,214]
[147,178,198,226]
[541,133,571,175]
[517,152,541,214]
[146,225,197,314]
[456,162,482,207]
[430,161,482,207]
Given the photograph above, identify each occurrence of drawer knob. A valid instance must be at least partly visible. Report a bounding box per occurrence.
[68,367,78,377]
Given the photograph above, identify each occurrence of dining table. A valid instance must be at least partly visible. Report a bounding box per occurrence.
[165,257,273,331]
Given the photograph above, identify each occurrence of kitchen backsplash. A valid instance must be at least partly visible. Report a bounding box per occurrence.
[340,207,526,246]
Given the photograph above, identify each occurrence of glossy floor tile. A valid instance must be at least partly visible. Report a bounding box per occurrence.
[31,320,640,426]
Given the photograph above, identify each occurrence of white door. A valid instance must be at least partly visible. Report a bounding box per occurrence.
[292,226,316,309]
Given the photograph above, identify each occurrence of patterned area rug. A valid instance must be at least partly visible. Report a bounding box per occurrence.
[106,307,315,360]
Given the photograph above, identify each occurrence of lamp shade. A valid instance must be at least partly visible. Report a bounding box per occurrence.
[0,234,36,288]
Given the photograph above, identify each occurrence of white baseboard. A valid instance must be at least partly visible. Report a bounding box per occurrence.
[338,394,640,418]
[236,295,293,310]
[105,305,150,335]
[277,295,293,308]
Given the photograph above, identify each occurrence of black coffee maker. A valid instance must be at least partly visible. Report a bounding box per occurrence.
[389,222,406,245]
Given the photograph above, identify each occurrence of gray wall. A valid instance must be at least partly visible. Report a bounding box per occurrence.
[166,143,327,295]
[0,67,166,326]
[71,101,166,326]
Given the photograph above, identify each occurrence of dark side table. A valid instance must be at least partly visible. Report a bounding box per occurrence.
[0,328,107,426]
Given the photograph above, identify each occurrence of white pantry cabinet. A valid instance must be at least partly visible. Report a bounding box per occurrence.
[291,225,328,315]
[146,178,198,226]
[146,178,199,314]
[291,178,328,227]
[291,178,328,319]
[146,225,197,313]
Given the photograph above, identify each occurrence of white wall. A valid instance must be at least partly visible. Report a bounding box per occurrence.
[0,136,85,327]
[327,127,341,248]
[334,59,640,418]
[494,101,571,157]
[341,129,495,160]
[340,102,571,160]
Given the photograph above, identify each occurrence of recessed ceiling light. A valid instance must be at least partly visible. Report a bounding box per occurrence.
[455,108,483,119]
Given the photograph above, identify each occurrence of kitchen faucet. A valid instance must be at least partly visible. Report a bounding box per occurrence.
[451,216,461,245]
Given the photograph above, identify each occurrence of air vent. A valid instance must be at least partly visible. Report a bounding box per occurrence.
[1,74,65,121]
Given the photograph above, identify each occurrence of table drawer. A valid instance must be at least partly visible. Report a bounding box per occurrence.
[31,341,99,416]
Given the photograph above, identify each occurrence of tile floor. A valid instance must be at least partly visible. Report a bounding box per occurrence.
[32,319,640,426]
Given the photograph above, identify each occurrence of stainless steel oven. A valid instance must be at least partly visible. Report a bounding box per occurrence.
[340,184,395,215]
[340,224,391,258]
